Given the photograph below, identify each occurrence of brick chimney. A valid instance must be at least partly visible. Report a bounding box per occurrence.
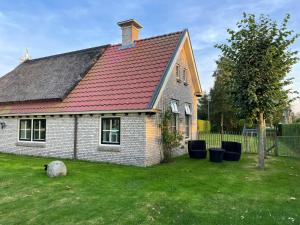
[117,19,143,48]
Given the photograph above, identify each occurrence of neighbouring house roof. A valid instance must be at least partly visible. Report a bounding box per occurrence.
[0,46,108,103]
[0,30,192,115]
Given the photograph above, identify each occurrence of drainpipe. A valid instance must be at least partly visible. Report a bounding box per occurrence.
[73,115,78,160]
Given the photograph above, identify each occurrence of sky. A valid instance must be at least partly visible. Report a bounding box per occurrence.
[0,0,299,112]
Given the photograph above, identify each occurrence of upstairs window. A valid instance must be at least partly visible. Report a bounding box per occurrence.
[176,64,181,81]
[183,68,188,84]
[101,118,120,145]
[19,119,46,142]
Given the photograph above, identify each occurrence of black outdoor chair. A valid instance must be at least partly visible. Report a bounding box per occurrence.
[188,140,207,159]
[221,141,242,161]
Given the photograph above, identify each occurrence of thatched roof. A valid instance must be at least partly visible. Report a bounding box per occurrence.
[0,45,108,103]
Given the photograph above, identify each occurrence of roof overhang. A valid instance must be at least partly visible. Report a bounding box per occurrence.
[0,109,158,117]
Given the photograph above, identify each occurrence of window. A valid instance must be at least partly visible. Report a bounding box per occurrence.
[185,103,191,115]
[170,100,179,132]
[171,100,179,114]
[185,103,191,139]
[19,119,32,141]
[171,113,179,132]
[185,114,190,139]
[19,119,46,142]
[33,119,46,141]
[183,68,188,84]
[101,118,120,145]
[176,64,181,81]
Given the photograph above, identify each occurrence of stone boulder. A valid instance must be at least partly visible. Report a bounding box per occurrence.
[46,161,67,178]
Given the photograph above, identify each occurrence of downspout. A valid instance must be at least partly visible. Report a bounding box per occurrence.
[73,115,78,160]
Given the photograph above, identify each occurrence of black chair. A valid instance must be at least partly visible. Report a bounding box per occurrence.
[221,141,242,161]
[188,140,207,159]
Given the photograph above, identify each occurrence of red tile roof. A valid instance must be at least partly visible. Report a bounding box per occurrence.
[0,31,184,115]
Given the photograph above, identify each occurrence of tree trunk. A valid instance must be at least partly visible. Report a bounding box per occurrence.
[258,112,265,169]
[263,118,267,158]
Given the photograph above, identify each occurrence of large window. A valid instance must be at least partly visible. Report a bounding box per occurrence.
[101,118,120,145]
[19,119,46,142]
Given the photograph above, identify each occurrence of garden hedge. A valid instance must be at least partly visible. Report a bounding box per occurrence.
[278,123,300,136]
[198,120,211,133]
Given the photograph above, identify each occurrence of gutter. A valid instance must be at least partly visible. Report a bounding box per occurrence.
[0,109,158,117]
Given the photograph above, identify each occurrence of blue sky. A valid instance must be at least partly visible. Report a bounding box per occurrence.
[0,0,299,112]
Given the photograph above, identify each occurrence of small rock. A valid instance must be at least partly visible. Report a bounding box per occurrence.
[46,161,67,178]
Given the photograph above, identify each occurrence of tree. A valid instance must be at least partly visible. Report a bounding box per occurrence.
[210,57,239,132]
[198,93,209,120]
[216,13,299,169]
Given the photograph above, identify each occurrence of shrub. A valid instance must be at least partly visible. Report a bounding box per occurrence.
[160,110,183,162]
[198,120,211,133]
[278,123,300,136]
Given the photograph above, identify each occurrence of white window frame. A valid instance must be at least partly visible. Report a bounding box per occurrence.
[18,118,46,142]
[33,120,46,141]
[99,117,121,146]
[19,119,31,141]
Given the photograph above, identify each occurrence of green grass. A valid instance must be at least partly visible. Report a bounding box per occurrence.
[1,153,300,225]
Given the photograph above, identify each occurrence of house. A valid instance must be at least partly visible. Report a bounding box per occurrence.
[0,19,202,166]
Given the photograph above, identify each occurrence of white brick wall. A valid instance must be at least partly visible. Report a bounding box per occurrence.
[0,114,148,166]
[0,117,74,158]
[76,115,147,166]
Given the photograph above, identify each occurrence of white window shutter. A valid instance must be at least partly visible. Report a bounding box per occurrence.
[171,101,179,113]
[185,104,191,115]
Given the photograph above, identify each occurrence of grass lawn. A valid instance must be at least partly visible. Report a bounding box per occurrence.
[1,153,300,225]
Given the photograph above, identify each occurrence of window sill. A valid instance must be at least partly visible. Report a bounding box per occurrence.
[185,139,190,143]
[16,141,46,148]
[98,145,121,152]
